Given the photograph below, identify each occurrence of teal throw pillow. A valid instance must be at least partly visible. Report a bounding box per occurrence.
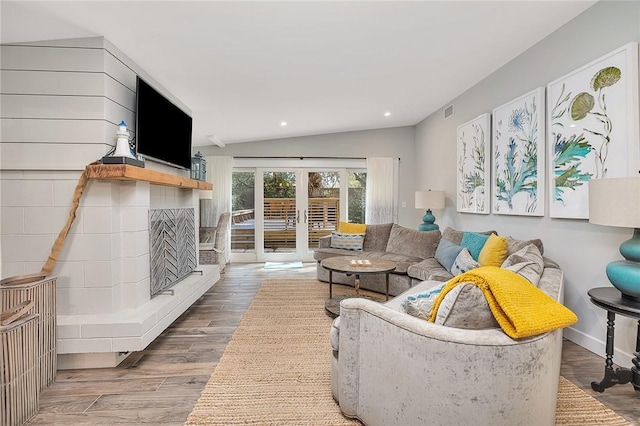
[460,231,490,261]
[435,238,464,272]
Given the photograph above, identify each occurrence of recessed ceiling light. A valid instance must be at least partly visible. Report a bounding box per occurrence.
[384,112,391,117]
[281,121,287,127]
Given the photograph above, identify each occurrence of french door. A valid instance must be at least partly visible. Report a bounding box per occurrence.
[258,169,340,262]
[230,163,366,263]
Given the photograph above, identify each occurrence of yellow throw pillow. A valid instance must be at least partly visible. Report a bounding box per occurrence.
[478,234,508,267]
[338,221,367,234]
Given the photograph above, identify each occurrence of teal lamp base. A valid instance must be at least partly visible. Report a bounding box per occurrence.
[418,209,439,232]
[606,228,640,302]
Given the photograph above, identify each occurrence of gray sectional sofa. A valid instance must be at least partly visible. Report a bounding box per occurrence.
[323,225,568,425]
[314,223,446,296]
[314,223,548,297]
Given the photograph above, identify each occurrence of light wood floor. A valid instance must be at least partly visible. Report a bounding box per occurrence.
[29,262,640,425]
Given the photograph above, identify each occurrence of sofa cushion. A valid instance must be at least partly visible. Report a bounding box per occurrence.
[435,238,464,272]
[434,284,499,329]
[506,236,544,256]
[502,244,544,286]
[314,247,357,261]
[338,221,367,234]
[450,248,479,276]
[363,223,394,251]
[407,258,453,282]
[330,232,365,251]
[442,227,496,246]
[441,227,465,245]
[358,251,422,274]
[478,234,508,267]
[460,232,491,260]
[385,224,441,260]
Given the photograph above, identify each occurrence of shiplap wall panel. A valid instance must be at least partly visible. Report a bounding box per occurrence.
[104,51,137,92]
[0,71,135,114]
[104,98,135,128]
[1,143,109,170]
[1,95,134,124]
[0,70,104,95]
[104,76,136,111]
[2,95,105,119]
[1,45,104,72]
[0,36,176,171]
[1,119,112,143]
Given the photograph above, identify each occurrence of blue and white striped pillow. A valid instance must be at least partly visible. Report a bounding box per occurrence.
[330,232,365,251]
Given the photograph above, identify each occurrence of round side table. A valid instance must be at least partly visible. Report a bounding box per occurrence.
[588,287,640,392]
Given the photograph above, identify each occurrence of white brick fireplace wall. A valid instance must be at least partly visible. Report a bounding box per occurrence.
[0,37,219,368]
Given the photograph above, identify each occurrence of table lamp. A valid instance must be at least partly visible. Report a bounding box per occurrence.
[415,190,445,231]
[589,177,640,301]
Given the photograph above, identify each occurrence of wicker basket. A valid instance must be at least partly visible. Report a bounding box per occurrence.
[0,275,57,390]
[1,302,40,426]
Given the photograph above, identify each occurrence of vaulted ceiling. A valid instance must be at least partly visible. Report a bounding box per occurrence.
[2,1,596,146]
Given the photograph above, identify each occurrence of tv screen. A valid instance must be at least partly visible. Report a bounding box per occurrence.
[135,76,193,170]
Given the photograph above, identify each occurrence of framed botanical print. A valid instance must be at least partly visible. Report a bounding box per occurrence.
[547,43,639,219]
[457,114,491,214]
[492,87,545,216]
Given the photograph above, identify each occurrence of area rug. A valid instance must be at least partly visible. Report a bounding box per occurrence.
[185,279,630,426]
[263,261,304,270]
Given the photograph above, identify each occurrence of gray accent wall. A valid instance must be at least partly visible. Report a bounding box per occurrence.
[414,1,640,363]
[201,126,416,227]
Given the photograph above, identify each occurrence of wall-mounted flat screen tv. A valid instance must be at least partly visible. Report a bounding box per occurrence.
[135,76,193,170]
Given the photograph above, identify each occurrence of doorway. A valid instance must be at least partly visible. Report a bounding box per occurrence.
[230,164,366,263]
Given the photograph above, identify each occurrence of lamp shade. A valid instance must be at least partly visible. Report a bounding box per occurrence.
[415,190,445,210]
[199,189,213,200]
[589,177,640,228]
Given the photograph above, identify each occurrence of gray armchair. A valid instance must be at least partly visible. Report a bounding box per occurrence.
[199,212,231,272]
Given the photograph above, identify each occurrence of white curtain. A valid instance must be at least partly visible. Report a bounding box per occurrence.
[201,156,233,261]
[365,157,397,224]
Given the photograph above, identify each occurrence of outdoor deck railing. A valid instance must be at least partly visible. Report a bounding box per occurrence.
[231,197,339,250]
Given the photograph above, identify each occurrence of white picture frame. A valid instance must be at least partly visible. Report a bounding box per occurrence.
[457,113,491,214]
[547,43,639,219]
[492,87,546,216]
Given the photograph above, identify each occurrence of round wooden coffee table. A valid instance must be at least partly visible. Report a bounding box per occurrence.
[321,256,396,318]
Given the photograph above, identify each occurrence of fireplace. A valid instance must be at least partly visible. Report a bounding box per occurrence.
[149,207,197,297]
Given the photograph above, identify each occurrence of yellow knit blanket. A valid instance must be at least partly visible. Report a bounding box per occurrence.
[428,266,578,339]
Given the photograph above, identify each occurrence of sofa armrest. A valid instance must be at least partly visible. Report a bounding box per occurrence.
[336,298,561,425]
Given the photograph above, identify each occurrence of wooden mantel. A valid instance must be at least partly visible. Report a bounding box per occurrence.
[85,164,213,190]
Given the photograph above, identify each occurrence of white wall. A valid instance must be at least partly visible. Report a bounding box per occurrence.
[201,126,416,227]
[415,1,640,363]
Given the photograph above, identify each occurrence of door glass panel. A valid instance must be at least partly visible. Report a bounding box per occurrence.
[348,171,367,223]
[308,171,339,249]
[231,171,256,253]
[263,171,297,253]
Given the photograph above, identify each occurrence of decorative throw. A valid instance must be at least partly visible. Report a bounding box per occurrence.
[428,266,578,339]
